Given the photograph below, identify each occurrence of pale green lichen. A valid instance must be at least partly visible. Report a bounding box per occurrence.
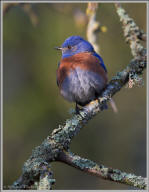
[72,156,96,170]
[100,167,109,178]
[124,174,146,189]
[115,4,145,58]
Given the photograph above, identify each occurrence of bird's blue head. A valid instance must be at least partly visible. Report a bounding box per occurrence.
[55,35,107,72]
[56,36,95,59]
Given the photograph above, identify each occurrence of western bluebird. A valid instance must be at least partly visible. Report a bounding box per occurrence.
[55,35,109,112]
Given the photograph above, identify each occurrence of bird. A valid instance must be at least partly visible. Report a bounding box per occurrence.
[55,35,117,113]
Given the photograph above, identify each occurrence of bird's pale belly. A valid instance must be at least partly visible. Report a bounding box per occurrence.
[60,67,106,106]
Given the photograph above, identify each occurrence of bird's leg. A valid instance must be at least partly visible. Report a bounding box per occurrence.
[95,92,107,111]
[97,98,108,111]
[75,103,80,114]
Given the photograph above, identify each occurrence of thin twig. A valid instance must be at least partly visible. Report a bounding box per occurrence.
[58,150,147,189]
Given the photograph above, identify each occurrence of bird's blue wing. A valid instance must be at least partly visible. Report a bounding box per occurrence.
[56,62,60,86]
[93,52,107,72]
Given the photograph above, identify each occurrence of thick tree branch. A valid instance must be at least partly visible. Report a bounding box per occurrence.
[58,150,147,189]
[10,3,146,190]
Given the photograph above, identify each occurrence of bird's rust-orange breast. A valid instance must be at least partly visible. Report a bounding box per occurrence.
[56,52,108,87]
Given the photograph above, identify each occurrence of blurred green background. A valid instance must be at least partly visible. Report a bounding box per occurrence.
[3,3,146,190]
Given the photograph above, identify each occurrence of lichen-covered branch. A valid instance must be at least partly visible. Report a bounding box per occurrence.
[115,3,146,57]
[58,150,147,189]
[115,3,146,88]
[3,3,19,15]
[10,3,146,190]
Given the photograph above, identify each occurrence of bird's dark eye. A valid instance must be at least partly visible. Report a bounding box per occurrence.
[67,45,71,49]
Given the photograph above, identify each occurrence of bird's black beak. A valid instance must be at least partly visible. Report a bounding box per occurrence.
[54,46,62,51]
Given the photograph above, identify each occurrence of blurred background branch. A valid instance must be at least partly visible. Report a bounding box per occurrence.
[3,3,38,26]
[3,3,19,15]
[86,2,107,54]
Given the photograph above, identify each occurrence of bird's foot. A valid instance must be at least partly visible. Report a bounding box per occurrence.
[75,103,81,114]
[97,98,108,111]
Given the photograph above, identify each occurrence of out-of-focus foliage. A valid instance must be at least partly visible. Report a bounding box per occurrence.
[3,3,146,190]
